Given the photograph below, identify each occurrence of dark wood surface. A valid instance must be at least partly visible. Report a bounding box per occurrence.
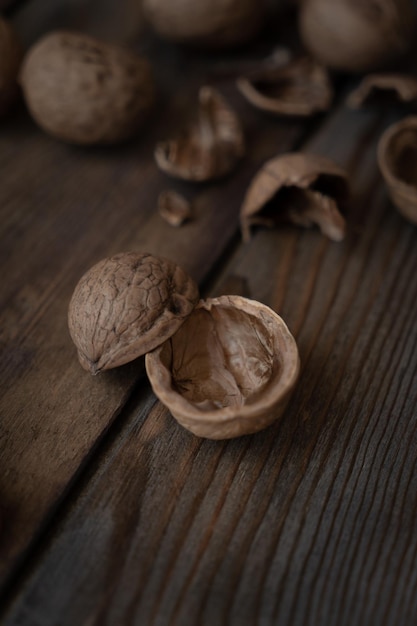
[1,2,417,625]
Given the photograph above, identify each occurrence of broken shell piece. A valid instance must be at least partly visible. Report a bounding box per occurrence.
[68,252,199,374]
[240,152,348,242]
[347,73,417,109]
[377,116,417,224]
[237,57,333,117]
[145,295,300,440]
[155,86,245,182]
[158,190,192,227]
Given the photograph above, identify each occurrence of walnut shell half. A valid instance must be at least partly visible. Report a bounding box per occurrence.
[68,252,199,374]
[240,152,348,242]
[237,56,333,117]
[377,116,417,224]
[145,295,300,439]
[155,86,244,182]
[347,73,417,109]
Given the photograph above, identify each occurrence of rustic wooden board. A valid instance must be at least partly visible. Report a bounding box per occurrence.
[3,95,417,626]
[0,0,308,591]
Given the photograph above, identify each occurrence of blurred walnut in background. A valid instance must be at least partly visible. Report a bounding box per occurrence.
[298,0,415,73]
[142,0,265,48]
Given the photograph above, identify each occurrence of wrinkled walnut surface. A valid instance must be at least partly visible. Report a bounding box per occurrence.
[240,152,348,242]
[0,17,21,115]
[347,73,417,109]
[68,252,199,374]
[237,57,332,117]
[145,296,300,439]
[155,86,244,181]
[20,31,154,145]
[299,0,415,73]
[142,0,263,48]
[378,116,417,224]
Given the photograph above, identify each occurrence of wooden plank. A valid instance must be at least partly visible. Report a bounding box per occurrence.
[3,102,416,626]
[0,5,307,588]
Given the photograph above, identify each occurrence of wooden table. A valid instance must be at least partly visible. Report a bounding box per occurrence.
[1,2,417,624]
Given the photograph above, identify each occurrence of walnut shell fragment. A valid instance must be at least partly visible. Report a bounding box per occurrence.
[377,116,417,224]
[240,153,348,242]
[158,190,192,227]
[20,31,154,145]
[68,252,199,374]
[155,86,245,182]
[0,17,21,115]
[145,295,300,440]
[237,57,333,117]
[347,73,417,109]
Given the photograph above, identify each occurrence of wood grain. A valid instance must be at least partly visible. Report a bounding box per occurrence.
[3,95,417,626]
[3,2,417,624]
[0,1,305,591]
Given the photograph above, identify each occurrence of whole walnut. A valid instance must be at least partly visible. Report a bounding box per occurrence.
[142,0,264,48]
[298,0,415,73]
[0,17,21,115]
[19,31,154,145]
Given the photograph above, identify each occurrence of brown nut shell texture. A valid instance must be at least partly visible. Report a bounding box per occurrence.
[0,17,21,115]
[145,295,300,440]
[155,86,245,182]
[68,252,199,374]
[299,0,415,73]
[377,116,417,224]
[240,152,348,242]
[157,190,192,227]
[142,0,263,48]
[237,56,333,117]
[20,31,154,145]
[347,73,417,109]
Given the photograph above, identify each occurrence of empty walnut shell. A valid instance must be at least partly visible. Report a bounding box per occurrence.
[142,0,264,49]
[68,252,199,374]
[20,31,154,145]
[347,73,417,109]
[0,17,21,115]
[145,295,300,440]
[155,86,244,182]
[237,56,333,117]
[299,0,415,73]
[240,152,348,242]
[377,116,417,224]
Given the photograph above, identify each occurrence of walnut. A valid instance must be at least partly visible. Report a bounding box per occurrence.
[142,0,264,49]
[154,86,245,182]
[0,16,21,116]
[157,190,192,227]
[145,296,300,439]
[237,56,333,117]
[68,252,199,374]
[68,254,299,439]
[377,116,417,224]
[347,73,417,109]
[240,152,349,242]
[19,31,154,145]
[299,0,415,73]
